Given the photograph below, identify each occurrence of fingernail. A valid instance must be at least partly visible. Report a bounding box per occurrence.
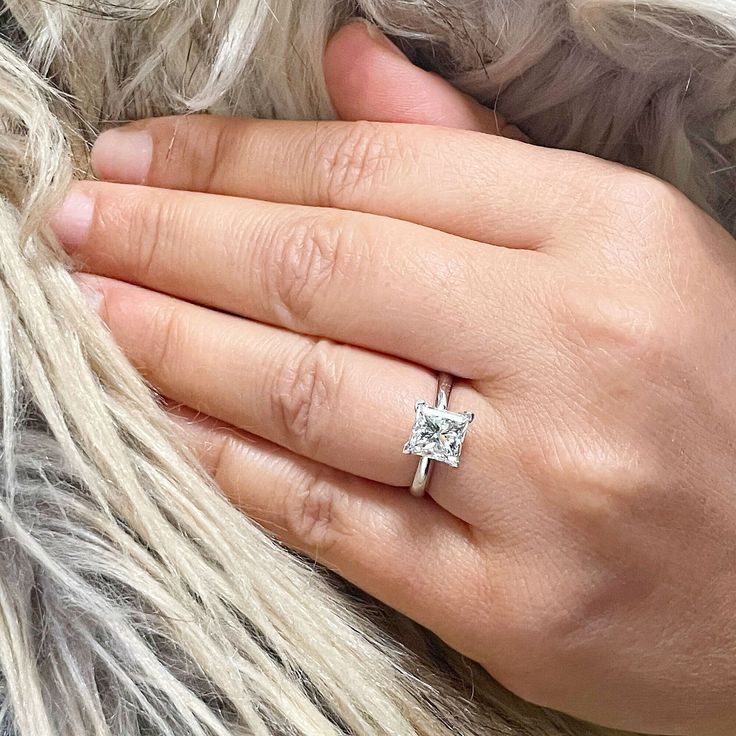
[355,19,407,59]
[91,127,153,183]
[50,188,93,249]
[72,273,104,314]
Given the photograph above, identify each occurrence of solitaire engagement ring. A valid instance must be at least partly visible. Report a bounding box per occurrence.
[403,372,474,497]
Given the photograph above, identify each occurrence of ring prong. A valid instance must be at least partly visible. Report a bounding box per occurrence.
[415,399,428,411]
[464,411,475,422]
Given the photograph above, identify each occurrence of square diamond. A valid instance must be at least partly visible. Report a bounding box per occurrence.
[403,401,473,468]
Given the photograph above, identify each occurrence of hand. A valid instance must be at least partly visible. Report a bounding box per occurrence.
[51,21,736,736]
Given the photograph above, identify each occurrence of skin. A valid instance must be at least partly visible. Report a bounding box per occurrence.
[51,19,736,736]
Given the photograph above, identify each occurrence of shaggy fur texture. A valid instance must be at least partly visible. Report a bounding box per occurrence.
[0,1,734,734]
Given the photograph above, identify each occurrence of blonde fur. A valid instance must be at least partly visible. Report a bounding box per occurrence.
[0,1,734,733]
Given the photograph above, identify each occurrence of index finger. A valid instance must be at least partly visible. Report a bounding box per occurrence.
[90,115,602,247]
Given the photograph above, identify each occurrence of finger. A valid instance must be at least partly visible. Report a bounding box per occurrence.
[76,273,497,488]
[324,19,525,138]
[90,115,587,248]
[77,272,529,530]
[163,403,488,655]
[54,181,547,380]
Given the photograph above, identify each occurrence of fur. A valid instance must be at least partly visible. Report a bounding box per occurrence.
[0,1,734,733]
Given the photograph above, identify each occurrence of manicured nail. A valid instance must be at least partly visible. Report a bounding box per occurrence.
[355,19,407,59]
[72,273,104,314]
[50,188,93,249]
[91,127,153,183]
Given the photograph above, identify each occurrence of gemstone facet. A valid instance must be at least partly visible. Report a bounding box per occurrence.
[403,401,474,468]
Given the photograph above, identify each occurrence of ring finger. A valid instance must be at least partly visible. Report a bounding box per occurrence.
[76,274,519,523]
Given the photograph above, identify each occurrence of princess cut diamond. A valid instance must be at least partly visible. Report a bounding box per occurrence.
[403,401,474,468]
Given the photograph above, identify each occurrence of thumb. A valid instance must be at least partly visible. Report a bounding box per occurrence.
[323,19,528,139]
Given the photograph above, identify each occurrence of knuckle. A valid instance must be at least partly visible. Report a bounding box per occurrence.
[198,119,231,192]
[528,429,662,517]
[487,564,574,703]
[491,541,625,706]
[494,588,585,707]
[553,280,685,367]
[145,300,184,379]
[509,444,669,700]
[270,339,344,453]
[603,168,683,226]
[124,192,175,280]
[208,431,237,489]
[284,467,346,554]
[317,121,398,206]
[267,212,354,327]
[155,116,229,191]
[631,298,685,361]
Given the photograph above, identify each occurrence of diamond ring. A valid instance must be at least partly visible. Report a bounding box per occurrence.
[402,372,474,497]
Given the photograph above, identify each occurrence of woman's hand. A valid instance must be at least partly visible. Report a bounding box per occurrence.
[51,21,736,736]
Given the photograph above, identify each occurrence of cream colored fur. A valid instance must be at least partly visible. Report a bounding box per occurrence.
[0,1,733,733]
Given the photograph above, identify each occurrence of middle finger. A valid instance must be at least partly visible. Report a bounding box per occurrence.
[54,181,547,380]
